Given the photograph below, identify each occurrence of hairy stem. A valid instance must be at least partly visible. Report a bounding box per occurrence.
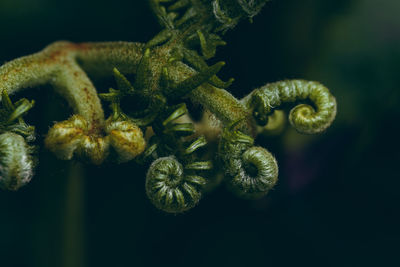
[0,41,144,130]
[169,61,256,134]
[76,42,144,77]
[51,60,105,131]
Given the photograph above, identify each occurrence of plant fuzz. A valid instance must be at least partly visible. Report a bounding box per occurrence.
[0,0,337,213]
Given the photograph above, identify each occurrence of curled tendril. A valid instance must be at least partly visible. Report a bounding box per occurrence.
[143,104,212,212]
[227,146,278,199]
[0,132,35,191]
[146,156,206,213]
[249,80,337,134]
[0,0,337,213]
[219,125,278,199]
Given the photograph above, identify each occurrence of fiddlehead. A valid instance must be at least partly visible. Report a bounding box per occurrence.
[141,103,213,212]
[246,80,337,134]
[0,132,35,191]
[145,156,206,213]
[227,146,278,199]
[0,91,36,191]
[219,124,278,199]
[0,0,338,215]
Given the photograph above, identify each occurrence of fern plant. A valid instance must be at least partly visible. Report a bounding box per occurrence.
[0,0,336,213]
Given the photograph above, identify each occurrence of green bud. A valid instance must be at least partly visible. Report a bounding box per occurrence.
[105,118,146,163]
[45,115,110,165]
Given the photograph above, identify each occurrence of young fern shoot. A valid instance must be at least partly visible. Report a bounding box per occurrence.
[0,0,337,213]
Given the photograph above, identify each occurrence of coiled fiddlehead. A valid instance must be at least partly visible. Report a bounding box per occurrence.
[0,132,35,191]
[0,0,338,214]
[146,156,206,213]
[0,90,36,191]
[248,80,337,134]
[143,103,213,213]
[227,146,278,199]
[219,124,278,199]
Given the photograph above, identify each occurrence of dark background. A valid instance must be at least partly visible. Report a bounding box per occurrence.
[1,0,399,266]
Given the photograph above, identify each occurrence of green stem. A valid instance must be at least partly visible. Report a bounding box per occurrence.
[0,41,144,130]
[76,42,144,77]
[192,83,248,124]
[169,61,256,134]
[51,60,105,130]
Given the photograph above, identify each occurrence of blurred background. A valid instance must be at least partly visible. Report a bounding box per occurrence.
[0,0,399,266]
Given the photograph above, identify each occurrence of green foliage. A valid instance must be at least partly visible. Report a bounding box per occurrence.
[0,0,337,213]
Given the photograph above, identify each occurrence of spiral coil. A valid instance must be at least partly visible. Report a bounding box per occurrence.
[250,80,337,134]
[146,156,206,213]
[219,126,278,199]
